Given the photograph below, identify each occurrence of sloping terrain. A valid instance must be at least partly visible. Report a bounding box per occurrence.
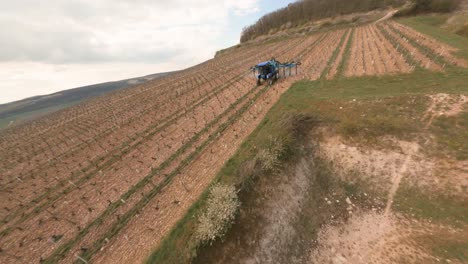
[185,23,467,264]
[150,14,468,264]
[1,14,467,264]
[0,72,171,129]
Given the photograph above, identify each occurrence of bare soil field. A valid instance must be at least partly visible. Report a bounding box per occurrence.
[0,18,467,263]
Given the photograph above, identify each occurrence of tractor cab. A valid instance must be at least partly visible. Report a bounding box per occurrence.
[257,62,273,76]
[254,60,280,86]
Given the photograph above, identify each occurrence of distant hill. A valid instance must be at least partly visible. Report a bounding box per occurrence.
[240,0,405,42]
[240,0,461,42]
[0,72,173,129]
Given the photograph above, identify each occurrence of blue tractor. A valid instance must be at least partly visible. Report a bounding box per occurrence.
[251,58,301,86]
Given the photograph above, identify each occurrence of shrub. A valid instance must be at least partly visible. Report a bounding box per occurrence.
[397,0,461,16]
[256,136,284,172]
[196,184,240,244]
[456,24,468,37]
[426,0,461,12]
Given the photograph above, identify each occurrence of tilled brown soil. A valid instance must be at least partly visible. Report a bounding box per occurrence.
[0,20,466,264]
[345,24,415,77]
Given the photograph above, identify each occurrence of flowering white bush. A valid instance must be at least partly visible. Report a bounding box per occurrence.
[196,184,240,244]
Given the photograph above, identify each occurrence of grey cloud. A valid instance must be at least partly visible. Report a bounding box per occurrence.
[0,0,214,64]
[0,19,107,63]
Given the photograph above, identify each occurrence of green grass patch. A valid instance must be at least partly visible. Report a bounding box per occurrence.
[336,28,355,78]
[456,24,468,37]
[397,15,468,60]
[394,184,468,227]
[277,67,467,145]
[415,231,468,263]
[285,68,467,102]
[431,238,468,263]
[430,112,468,160]
[320,29,349,79]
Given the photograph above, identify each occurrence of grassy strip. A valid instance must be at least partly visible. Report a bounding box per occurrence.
[430,237,468,263]
[386,23,449,67]
[430,113,468,160]
[397,15,468,60]
[394,184,468,227]
[0,71,251,237]
[377,24,419,69]
[335,27,355,78]
[43,77,265,263]
[320,29,349,79]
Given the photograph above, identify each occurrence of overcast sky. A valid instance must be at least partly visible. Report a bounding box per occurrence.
[0,0,297,104]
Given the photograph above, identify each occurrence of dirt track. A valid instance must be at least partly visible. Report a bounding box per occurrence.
[0,20,466,263]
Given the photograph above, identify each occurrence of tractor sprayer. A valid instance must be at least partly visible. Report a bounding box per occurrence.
[250,58,301,86]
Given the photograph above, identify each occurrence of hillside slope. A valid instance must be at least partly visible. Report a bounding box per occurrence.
[0,11,467,264]
[151,14,468,264]
[0,72,171,129]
